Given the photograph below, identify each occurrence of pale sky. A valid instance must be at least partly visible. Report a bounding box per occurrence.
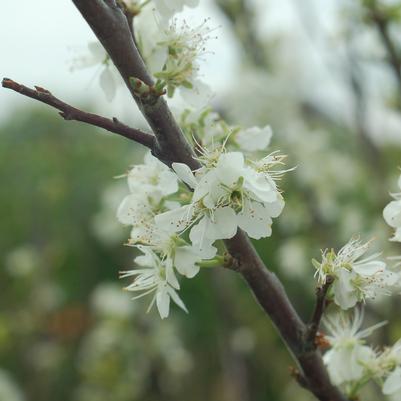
[0,0,237,123]
[0,0,334,121]
[3,0,399,144]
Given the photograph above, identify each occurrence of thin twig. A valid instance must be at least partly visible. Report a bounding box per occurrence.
[305,276,334,347]
[2,78,155,149]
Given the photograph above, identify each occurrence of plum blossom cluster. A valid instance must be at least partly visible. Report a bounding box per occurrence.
[73,0,209,104]
[312,237,396,310]
[315,171,401,399]
[320,309,401,399]
[155,149,286,256]
[108,0,289,319]
[117,130,286,318]
[135,11,215,105]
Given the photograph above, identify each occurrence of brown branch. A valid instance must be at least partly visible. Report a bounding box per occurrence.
[1,78,155,149]
[305,277,334,347]
[116,0,135,41]
[224,234,347,401]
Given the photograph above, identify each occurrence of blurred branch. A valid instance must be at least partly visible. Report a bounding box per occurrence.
[215,0,267,67]
[346,42,386,189]
[305,277,334,347]
[1,78,155,149]
[366,1,401,98]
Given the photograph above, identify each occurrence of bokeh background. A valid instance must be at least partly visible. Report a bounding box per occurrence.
[1,1,401,400]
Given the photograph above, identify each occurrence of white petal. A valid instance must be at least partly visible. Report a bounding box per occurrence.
[353,261,386,276]
[333,270,358,309]
[188,219,218,257]
[383,367,401,395]
[153,0,173,17]
[383,200,401,228]
[215,152,245,187]
[237,200,272,239]
[211,207,238,240]
[172,163,198,188]
[156,285,170,319]
[166,261,180,289]
[266,197,285,218]
[116,194,149,225]
[243,168,278,203]
[174,246,201,278]
[180,79,213,108]
[158,170,179,195]
[154,205,194,233]
[189,216,213,252]
[235,125,272,152]
[167,286,188,313]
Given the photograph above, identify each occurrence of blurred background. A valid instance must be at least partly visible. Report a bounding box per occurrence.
[1,0,401,400]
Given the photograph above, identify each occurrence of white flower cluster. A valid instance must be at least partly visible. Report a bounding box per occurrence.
[156,150,285,256]
[72,0,209,104]
[322,309,383,388]
[135,11,214,105]
[117,133,286,318]
[318,171,401,398]
[321,309,401,399]
[313,237,397,310]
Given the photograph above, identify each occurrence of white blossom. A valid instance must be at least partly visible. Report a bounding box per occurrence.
[116,151,179,242]
[136,12,213,103]
[120,246,187,319]
[322,309,384,386]
[374,340,401,396]
[70,41,119,101]
[126,151,178,200]
[155,150,286,255]
[384,366,401,396]
[313,237,396,309]
[130,226,207,278]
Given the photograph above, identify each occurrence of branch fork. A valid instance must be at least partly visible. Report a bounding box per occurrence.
[305,276,334,348]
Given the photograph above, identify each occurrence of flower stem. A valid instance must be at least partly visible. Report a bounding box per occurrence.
[197,256,225,269]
